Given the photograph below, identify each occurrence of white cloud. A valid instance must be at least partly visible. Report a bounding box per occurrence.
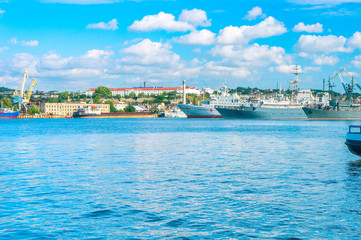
[295,35,350,53]
[10,38,39,47]
[0,46,9,52]
[22,40,39,47]
[39,0,120,4]
[293,22,323,33]
[0,9,5,14]
[203,61,251,78]
[217,17,287,45]
[87,19,118,30]
[323,8,356,16]
[274,65,300,74]
[352,55,361,68]
[0,76,19,87]
[244,6,265,20]
[348,32,361,49]
[313,55,339,65]
[178,8,211,27]
[128,12,194,32]
[11,53,39,74]
[174,30,216,45]
[287,0,361,5]
[120,39,181,67]
[41,53,73,69]
[304,66,321,72]
[210,43,289,66]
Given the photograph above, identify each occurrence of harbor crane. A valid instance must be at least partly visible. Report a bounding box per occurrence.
[329,68,361,101]
[12,69,38,113]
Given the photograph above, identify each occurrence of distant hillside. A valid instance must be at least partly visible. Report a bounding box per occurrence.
[0,87,14,92]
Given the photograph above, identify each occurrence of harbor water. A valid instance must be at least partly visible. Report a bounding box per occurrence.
[1,118,361,239]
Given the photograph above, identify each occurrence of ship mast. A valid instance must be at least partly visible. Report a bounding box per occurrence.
[290,65,301,103]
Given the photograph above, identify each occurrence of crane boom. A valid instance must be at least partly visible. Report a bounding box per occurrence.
[26,78,38,101]
[19,69,28,98]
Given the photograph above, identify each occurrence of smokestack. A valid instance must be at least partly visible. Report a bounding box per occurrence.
[144,81,146,88]
[182,80,186,104]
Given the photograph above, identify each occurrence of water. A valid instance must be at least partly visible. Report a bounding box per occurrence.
[1,118,361,239]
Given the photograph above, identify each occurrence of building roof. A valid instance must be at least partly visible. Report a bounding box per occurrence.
[86,86,200,92]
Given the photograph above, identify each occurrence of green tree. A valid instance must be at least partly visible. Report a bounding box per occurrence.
[128,92,136,99]
[150,105,159,114]
[48,97,60,103]
[28,105,40,115]
[94,86,112,99]
[59,91,69,101]
[0,97,12,108]
[105,100,117,112]
[124,104,136,112]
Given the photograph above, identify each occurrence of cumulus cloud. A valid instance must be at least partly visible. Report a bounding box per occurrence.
[210,43,289,66]
[348,32,361,49]
[87,19,118,30]
[11,53,40,74]
[293,22,323,33]
[273,65,301,74]
[295,35,350,53]
[352,55,361,68]
[203,61,251,78]
[128,12,194,32]
[174,30,216,45]
[0,76,19,88]
[217,17,287,45]
[120,39,181,67]
[244,6,265,20]
[10,38,39,47]
[179,8,211,27]
[41,53,73,69]
[313,55,339,65]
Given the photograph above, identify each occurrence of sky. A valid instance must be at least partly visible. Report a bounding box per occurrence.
[1,0,361,92]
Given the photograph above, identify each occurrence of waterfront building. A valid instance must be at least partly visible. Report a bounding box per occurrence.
[40,102,110,116]
[85,86,202,97]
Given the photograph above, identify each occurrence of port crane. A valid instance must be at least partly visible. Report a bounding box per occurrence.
[329,68,361,101]
[12,69,38,113]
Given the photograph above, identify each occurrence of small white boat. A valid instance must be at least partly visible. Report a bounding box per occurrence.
[345,125,361,156]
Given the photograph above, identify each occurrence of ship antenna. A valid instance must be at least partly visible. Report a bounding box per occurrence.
[290,65,301,103]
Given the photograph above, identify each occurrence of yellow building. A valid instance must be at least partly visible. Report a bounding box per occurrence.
[40,103,110,116]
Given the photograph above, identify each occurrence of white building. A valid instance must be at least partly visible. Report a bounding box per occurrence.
[86,86,202,97]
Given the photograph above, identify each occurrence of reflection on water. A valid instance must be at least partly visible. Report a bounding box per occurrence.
[0,118,361,239]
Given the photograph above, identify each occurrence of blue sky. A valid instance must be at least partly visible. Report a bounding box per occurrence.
[1,0,361,92]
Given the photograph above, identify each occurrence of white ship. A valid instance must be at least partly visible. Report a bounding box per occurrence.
[178,85,244,118]
[73,105,101,118]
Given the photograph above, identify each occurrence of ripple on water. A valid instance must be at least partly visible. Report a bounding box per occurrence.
[1,119,361,239]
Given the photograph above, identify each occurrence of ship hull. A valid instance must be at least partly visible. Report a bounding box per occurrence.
[216,107,306,119]
[178,104,222,118]
[0,111,20,119]
[73,112,157,118]
[346,131,361,156]
[303,107,361,120]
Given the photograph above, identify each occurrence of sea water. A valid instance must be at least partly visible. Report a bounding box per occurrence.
[0,118,360,239]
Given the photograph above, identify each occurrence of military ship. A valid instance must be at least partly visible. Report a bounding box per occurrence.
[216,102,306,119]
[216,66,309,120]
[178,83,244,118]
[303,68,361,120]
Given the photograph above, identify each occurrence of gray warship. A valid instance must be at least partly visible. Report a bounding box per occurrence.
[216,66,308,120]
[303,68,361,120]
